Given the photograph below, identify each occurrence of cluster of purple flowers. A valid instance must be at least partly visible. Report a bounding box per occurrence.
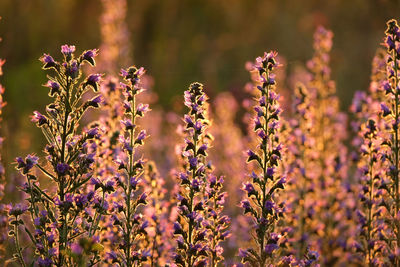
[11,45,103,266]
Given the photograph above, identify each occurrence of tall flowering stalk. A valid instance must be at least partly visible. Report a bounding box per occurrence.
[306,26,354,265]
[10,45,103,266]
[239,51,287,266]
[173,82,215,266]
[379,19,400,265]
[110,66,150,266]
[354,117,387,266]
[173,82,209,266]
[285,83,320,265]
[349,49,388,265]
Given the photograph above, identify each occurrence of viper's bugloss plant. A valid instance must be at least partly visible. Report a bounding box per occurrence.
[10,45,103,266]
[173,82,209,267]
[239,51,287,266]
[173,82,217,266]
[349,49,389,266]
[108,66,150,266]
[6,14,400,267]
[353,117,387,266]
[285,83,320,266]
[377,19,400,265]
[305,26,355,266]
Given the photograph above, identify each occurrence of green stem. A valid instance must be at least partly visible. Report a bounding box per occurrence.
[125,91,136,267]
[187,111,199,267]
[259,71,270,266]
[58,80,71,267]
[14,216,27,267]
[366,135,374,266]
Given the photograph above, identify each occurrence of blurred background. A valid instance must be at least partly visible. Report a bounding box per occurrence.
[0,0,399,177]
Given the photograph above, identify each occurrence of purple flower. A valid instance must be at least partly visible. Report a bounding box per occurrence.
[238,248,249,258]
[266,167,275,179]
[119,136,132,153]
[74,194,88,209]
[81,49,98,66]
[37,257,52,267]
[135,130,147,144]
[194,120,203,133]
[265,201,275,214]
[64,60,78,78]
[254,106,264,117]
[247,150,259,163]
[381,103,391,117]
[243,182,256,196]
[257,129,267,139]
[31,111,48,126]
[141,249,151,258]
[121,119,135,130]
[189,156,198,169]
[175,82,229,264]
[86,127,99,139]
[276,177,286,189]
[173,222,183,235]
[44,80,60,96]
[264,243,279,255]
[86,73,102,91]
[8,204,28,217]
[240,199,252,214]
[87,95,103,108]
[56,163,70,176]
[138,192,147,205]
[15,154,38,174]
[120,66,145,81]
[136,103,149,116]
[40,54,57,69]
[101,178,112,189]
[61,44,75,56]
[382,80,391,93]
[130,176,140,190]
[106,251,118,263]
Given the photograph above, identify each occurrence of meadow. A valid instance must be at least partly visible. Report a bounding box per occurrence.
[1,1,400,266]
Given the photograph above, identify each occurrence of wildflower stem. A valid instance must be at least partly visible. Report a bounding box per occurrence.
[260,71,270,265]
[14,216,27,267]
[58,79,71,267]
[367,134,374,267]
